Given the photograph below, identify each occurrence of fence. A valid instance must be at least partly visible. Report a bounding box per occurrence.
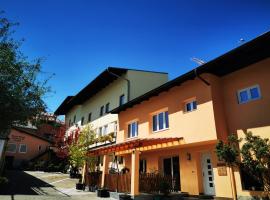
[104,173,131,193]
[139,173,179,193]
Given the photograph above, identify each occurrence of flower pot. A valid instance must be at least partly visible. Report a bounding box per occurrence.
[76,183,84,190]
[97,189,109,197]
[119,194,132,200]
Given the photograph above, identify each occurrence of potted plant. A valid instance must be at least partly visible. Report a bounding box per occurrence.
[68,125,98,191]
[97,187,110,197]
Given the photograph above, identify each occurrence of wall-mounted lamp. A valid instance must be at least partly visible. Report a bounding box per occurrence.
[187,152,192,161]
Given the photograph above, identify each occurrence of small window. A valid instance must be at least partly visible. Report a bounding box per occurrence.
[119,94,125,106]
[6,143,16,153]
[238,85,261,104]
[88,112,92,122]
[99,127,103,136]
[73,115,76,123]
[185,100,197,112]
[81,117,84,126]
[103,125,108,135]
[105,103,110,113]
[19,144,27,153]
[152,111,169,132]
[128,121,138,138]
[100,106,104,116]
[38,145,42,151]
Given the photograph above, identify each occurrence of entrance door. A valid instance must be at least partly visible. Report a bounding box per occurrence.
[201,153,215,195]
[163,156,180,191]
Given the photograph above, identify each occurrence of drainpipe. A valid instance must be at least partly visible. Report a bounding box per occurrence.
[194,68,210,86]
[106,68,131,102]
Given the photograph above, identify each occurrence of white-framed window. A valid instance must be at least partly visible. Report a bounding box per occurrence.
[19,144,27,153]
[6,143,17,153]
[103,125,108,135]
[185,100,197,112]
[237,85,261,104]
[128,121,138,138]
[152,111,169,132]
[98,127,103,136]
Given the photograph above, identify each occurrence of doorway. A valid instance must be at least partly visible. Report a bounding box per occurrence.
[201,153,215,195]
[163,156,180,191]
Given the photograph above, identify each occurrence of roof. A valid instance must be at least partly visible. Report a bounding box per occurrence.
[12,126,52,143]
[88,137,182,155]
[111,31,270,114]
[55,67,167,115]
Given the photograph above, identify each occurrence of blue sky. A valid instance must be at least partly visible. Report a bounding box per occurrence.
[2,0,270,113]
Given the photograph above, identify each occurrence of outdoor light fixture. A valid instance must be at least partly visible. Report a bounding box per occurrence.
[187,152,191,161]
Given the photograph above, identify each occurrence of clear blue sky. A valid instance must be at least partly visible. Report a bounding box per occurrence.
[2,0,270,113]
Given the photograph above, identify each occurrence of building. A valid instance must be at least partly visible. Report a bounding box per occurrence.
[90,31,270,199]
[54,67,168,163]
[5,126,52,169]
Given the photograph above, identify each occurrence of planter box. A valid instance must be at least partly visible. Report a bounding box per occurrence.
[76,183,84,190]
[97,189,110,197]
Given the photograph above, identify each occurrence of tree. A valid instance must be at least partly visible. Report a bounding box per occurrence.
[0,13,50,136]
[216,132,270,192]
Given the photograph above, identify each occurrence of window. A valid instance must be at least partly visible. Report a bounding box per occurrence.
[105,103,110,113]
[19,144,27,153]
[88,112,92,122]
[153,111,169,132]
[6,143,16,153]
[100,106,104,116]
[99,127,103,136]
[119,94,125,106]
[238,85,261,104]
[103,125,108,135]
[128,121,138,138]
[38,145,42,151]
[185,100,197,112]
[139,159,147,173]
[81,117,84,126]
[73,115,76,123]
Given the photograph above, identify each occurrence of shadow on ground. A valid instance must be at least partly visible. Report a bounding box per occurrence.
[0,170,55,195]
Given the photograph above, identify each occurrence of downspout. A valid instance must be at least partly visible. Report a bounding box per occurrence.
[106,68,131,102]
[194,68,210,86]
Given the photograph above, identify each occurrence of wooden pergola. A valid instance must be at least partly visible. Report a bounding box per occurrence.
[88,137,184,156]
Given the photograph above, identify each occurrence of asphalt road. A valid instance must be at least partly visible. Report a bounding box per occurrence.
[0,170,110,200]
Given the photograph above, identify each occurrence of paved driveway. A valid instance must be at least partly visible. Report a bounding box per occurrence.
[0,170,110,200]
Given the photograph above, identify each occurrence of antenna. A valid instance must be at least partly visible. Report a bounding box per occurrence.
[191,57,206,65]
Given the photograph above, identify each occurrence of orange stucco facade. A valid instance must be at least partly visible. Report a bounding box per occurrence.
[5,128,51,168]
[114,58,270,198]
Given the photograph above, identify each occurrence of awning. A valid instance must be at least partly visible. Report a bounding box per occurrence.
[88,137,183,155]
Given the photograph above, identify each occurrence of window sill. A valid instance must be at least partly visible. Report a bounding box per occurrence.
[126,136,138,141]
[152,128,169,134]
[238,97,261,104]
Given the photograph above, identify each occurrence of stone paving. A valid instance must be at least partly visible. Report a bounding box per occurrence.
[0,170,113,200]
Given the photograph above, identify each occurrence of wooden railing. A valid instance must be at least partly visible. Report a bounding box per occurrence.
[139,173,179,193]
[87,172,102,187]
[104,173,131,193]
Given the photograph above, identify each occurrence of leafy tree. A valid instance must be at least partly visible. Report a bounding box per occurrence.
[68,125,97,168]
[0,13,50,136]
[216,132,270,192]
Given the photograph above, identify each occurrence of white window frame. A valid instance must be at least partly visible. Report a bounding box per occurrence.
[237,85,261,104]
[185,100,197,112]
[128,121,138,138]
[152,111,169,132]
[6,143,17,153]
[19,144,27,153]
[103,125,108,135]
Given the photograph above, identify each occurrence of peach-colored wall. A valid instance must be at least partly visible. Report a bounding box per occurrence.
[5,129,51,166]
[222,58,270,134]
[118,77,218,144]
